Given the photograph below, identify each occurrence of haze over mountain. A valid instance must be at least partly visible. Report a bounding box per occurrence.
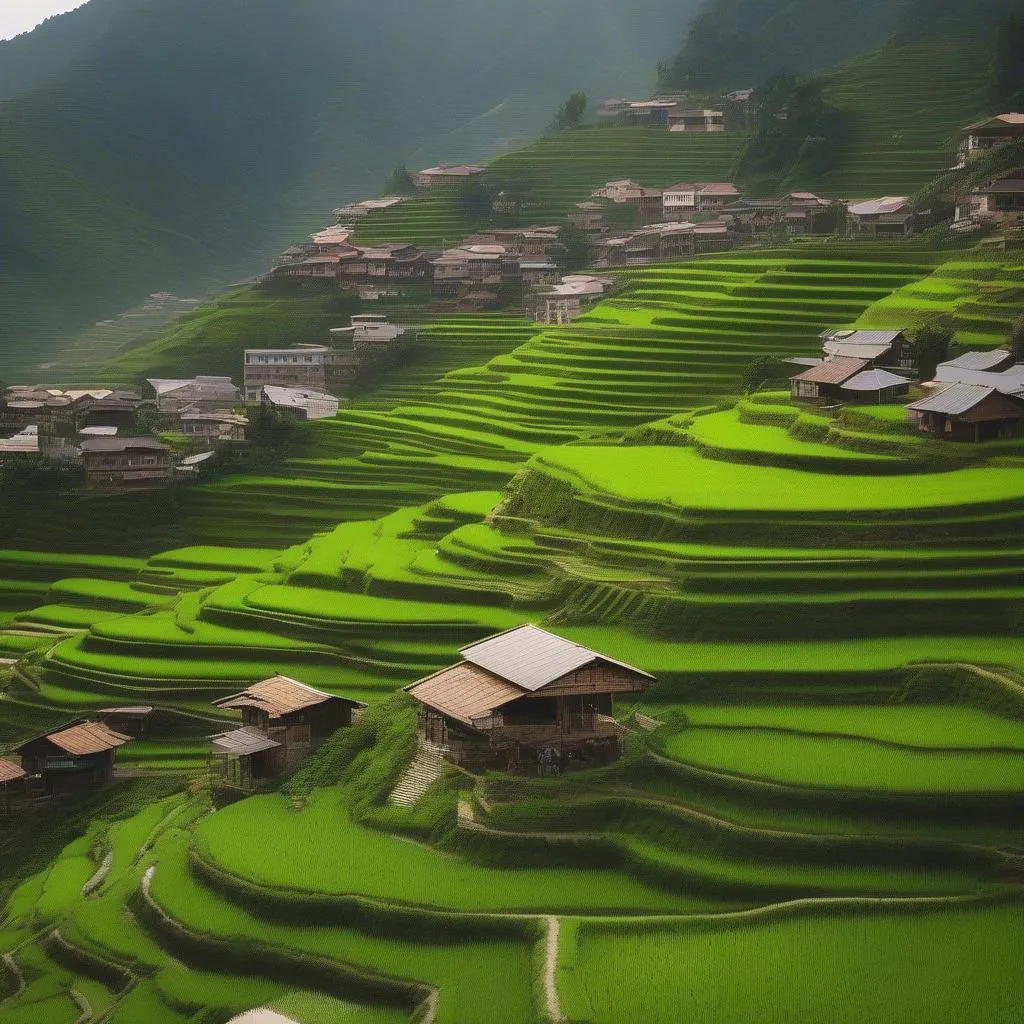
[0,0,692,372]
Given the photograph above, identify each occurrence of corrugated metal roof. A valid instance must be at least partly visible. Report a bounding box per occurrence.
[214,676,366,718]
[44,721,131,756]
[823,342,895,360]
[907,383,996,415]
[841,369,911,392]
[821,329,905,346]
[933,364,1024,391]
[940,349,1013,372]
[791,357,870,385]
[210,727,282,756]
[848,197,909,216]
[405,663,524,726]
[0,758,26,784]
[459,624,653,692]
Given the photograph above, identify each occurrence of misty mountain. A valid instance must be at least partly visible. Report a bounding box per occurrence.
[0,0,693,372]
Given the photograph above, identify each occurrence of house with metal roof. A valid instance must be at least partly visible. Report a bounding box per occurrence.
[938,349,1015,374]
[79,437,173,489]
[413,164,486,190]
[210,676,367,790]
[848,197,915,236]
[147,376,240,414]
[14,720,131,794]
[839,368,912,403]
[405,625,654,774]
[906,383,1024,441]
[957,113,1024,167]
[820,328,913,367]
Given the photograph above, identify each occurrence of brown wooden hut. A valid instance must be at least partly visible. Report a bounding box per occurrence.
[0,758,26,812]
[405,625,654,774]
[790,356,869,401]
[209,676,367,790]
[906,383,1024,441]
[14,721,131,795]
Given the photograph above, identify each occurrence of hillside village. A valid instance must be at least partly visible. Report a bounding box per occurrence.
[2,103,1022,490]
[3,1,1024,1018]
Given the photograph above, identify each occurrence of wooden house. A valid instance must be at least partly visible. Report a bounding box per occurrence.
[180,410,248,442]
[957,114,1024,167]
[96,706,153,737]
[413,164,485,190]
[668,109,725,132]
[820,328,913,369]
[0,758,26,812]
[790,356,870,401]
[405,625,654,774]
[148,376,240,414]
[79,437,173,489]
[848,197,915,236]
[968,174,1024,229]
[243,345,331,401]
[15,721,131,795]
[210,676,366,790]
[906,383,1024,441]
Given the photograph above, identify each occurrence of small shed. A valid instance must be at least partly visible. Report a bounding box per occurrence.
[840,368,912,403]
[405,625,654,774]
[96,706,154,736]
[906,383,1024,441]
[790,356,869,401]
[15,721,131,794]
[210,676,367,789]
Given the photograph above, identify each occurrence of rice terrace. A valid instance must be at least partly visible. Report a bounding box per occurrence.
[2,0,1024,1021]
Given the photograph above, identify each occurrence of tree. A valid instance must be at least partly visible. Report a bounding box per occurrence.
[1010,314,1024,361]
[383,163,416,196]
[549,92,588,132]
[993,3,1024,107]
[743,355,789,392]
[914,318,954,379]
[814,201,849,236]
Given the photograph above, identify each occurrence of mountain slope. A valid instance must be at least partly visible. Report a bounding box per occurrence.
[0,0,694,374]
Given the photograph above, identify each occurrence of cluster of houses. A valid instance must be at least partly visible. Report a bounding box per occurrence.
[0,313,417,489]
[787,329,1024,442]
[952,113,1024,231]
[595,93,730,133]
[0,627,655,805]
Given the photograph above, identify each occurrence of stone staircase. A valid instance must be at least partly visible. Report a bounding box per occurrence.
[388,746,453,807]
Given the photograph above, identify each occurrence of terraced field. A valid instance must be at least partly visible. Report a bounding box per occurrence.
[3,243,1024,1021]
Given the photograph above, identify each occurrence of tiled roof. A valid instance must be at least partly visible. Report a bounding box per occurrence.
[210,727,281,756]
[790,356,870,385]
[214,676,366,719]
[405,662,523,726]
[44,721,131,756]
[0,758,26,784]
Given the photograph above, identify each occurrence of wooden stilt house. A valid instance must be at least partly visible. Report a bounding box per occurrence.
[0,758,26,812]
[209,676,367,790]
[405,625,654,774]
[14,721,131,795]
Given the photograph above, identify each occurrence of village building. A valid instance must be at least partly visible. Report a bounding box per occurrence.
[148,376,240,414]
[932,359,1024,390]
[75,391,142,431]
[405,625,654,773]
[180,410,248,442]
[662,182,740,220]
[937,349,1015,375]
[260,385,341,421]
[595,98,632,121]
[592,220,731,267]
[725,88,754,103]
[531,274,614,325]
[820,328,913,369]
[270,253,354,281]
[413,164,486,189]
[336,243,432,282]
[0,758,26,812]
[333,196,407,221]
[839,368,912,403]
[781,192,831,234]
[79,437,173,488]
[956,113,1024,167]
[520,261,560,286]
[430,245,519,296]
[591,180,665,223]
[96,706,154,737]
[463,226,562,258]
[210,675,367,790]
[329,314,415,352]
[962,173,1024,229]
[848,196,916,236]
[790,356,870,401]
[906,383,1024,441]
[309,226,354,255]
[243,345,332,401]
[668,108,726,132]
[0,425,41,456]
[628,99,680,126]
[569,201,606,232]
[15,720,131,795]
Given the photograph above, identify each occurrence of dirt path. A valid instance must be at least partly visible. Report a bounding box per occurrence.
[544,917,565,1024]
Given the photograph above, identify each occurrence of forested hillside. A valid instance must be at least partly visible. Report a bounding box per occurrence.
[0,0,691,373]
